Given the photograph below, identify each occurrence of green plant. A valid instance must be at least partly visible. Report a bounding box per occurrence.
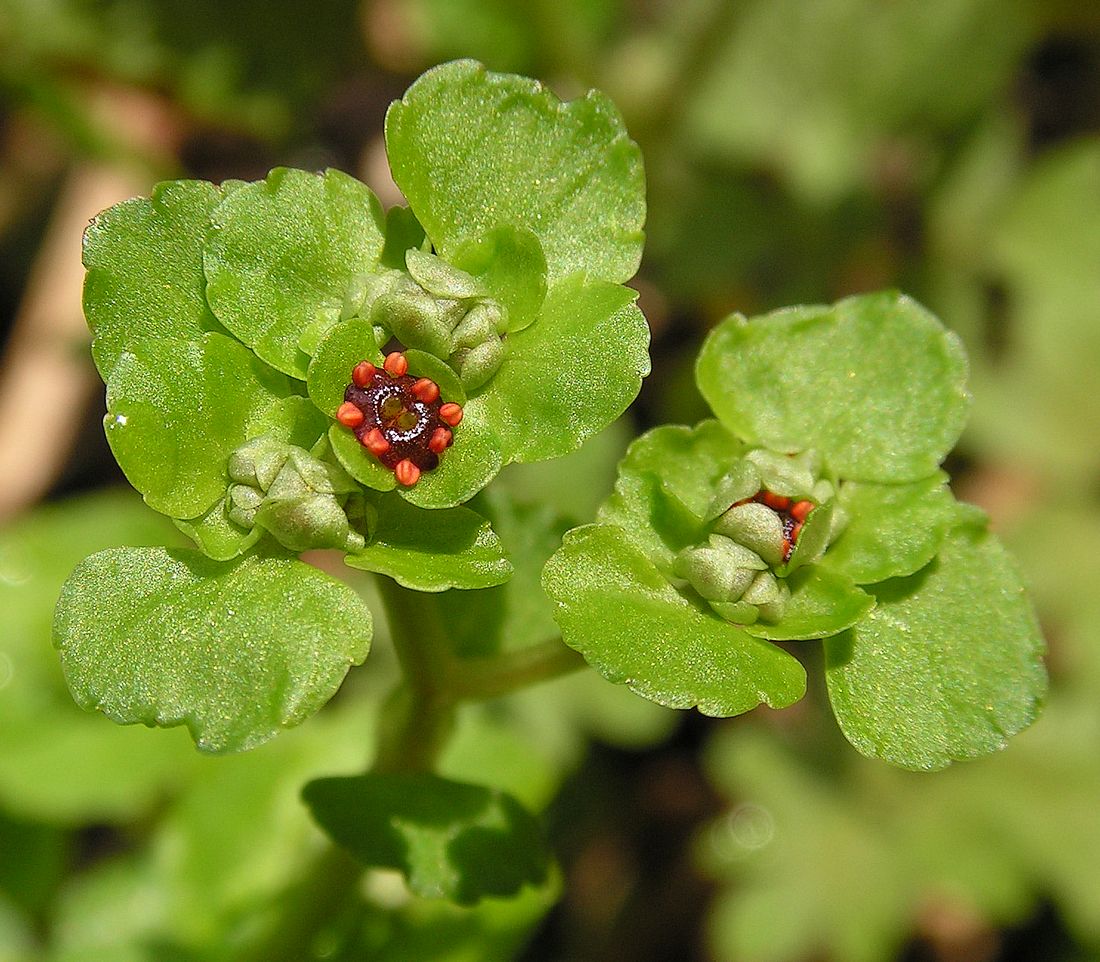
[52,58,1045,948]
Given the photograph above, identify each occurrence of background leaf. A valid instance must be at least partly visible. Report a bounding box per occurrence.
[303,773,552,905]
[697,292,971,482]
[346,494,512,591]
[825,526,1046,770]
[54,547,372,753]
[385,59,645,286]
[204,167,385,377]
[543,523,806,715]
[104,333,291,519]
[84,180,227,380]
[0,491,200,823]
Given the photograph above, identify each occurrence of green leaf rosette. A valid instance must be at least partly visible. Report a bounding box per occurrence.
[544,292,1046,768]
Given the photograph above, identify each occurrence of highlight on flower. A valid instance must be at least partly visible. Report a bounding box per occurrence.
[336,352,461,486]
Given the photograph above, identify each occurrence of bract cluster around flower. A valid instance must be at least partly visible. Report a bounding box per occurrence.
[81,60,649,578]
[543,292,1047,771]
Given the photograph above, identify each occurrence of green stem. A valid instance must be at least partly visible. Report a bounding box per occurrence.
[449,638,587,700]
[373,578,456,773]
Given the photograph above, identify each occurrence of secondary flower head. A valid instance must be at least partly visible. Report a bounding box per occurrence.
[543,292,1045,771]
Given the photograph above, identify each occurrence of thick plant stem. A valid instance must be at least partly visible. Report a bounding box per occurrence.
[372,577,588,771]
[373,578,456,774]
[449,639,587,700]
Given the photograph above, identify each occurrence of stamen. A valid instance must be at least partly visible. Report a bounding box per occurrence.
[791,500,814,522]
[352,360,377,387]
[428,427,453,454]
[363,428,391,455]
[336,402,364,428]
[411,378,440,403]
[394,459,421,486]
[384,352,409,377]
[439,402,464,426]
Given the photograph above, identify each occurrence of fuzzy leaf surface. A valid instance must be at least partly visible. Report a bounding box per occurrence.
[825,527,1046,770]
[598,421,745,567]
[53,547,372,753]
[346,495,512,591]
[83,180,226,380]
[543,524,806,715]
[385,59,645,285]
[303,773,551,904]
[824,473,965,584]
[697,292,970,482]
[469,277,649,464]
[204,168,385,377]
[742,566,873,641]
[104,333,291,519]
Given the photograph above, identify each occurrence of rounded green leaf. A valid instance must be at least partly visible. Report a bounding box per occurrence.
[741,566,873,641]
[385,59,645,285]
[451,225,548,333]
[104,333,292,519]
[83,180,227,380]
[471,276,650,464]
[824,527,1047,770]
[543,524,806,715]
[598,421,745,566]
[328,425,397,493]
[823,473,965,584]
[53,547,372,754]
[204,168,385,378]
[696,292,971,483]
[307,318,385,417]
[346,495,512,591]
[303,773,551,905]
[172,499,261,562]
[398,410,504,510]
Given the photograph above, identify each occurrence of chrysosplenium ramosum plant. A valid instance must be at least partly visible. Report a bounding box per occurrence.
[545,292,1047,770]
[53,59,1044,913]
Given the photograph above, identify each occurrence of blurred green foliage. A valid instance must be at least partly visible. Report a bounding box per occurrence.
[1,0,1099,959]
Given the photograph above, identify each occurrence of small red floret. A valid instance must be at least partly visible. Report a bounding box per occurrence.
[352,361,377,388]
[394,459,421,486]
[790,521,803,543]
[791,500,814,522]
[411,378,440,403]
[384,352,409,377]
[439,402,464,427]
[336,402,364,428]
[780,537,792,561]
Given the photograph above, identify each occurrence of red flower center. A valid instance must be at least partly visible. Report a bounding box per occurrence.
[335,353,462,486]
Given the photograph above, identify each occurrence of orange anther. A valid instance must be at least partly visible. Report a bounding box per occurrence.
[352,361,377,387]
[780,537,792,561]
[363,428,390,456]
[336,402,364,428]
[760,491,791,511]
[411,377,440,403]
[394,459,421,486]
[384,352,409,377]
[428,427,453,454]
[791,500,814,522]
[439,402,463,427]
[790,521,803,543]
